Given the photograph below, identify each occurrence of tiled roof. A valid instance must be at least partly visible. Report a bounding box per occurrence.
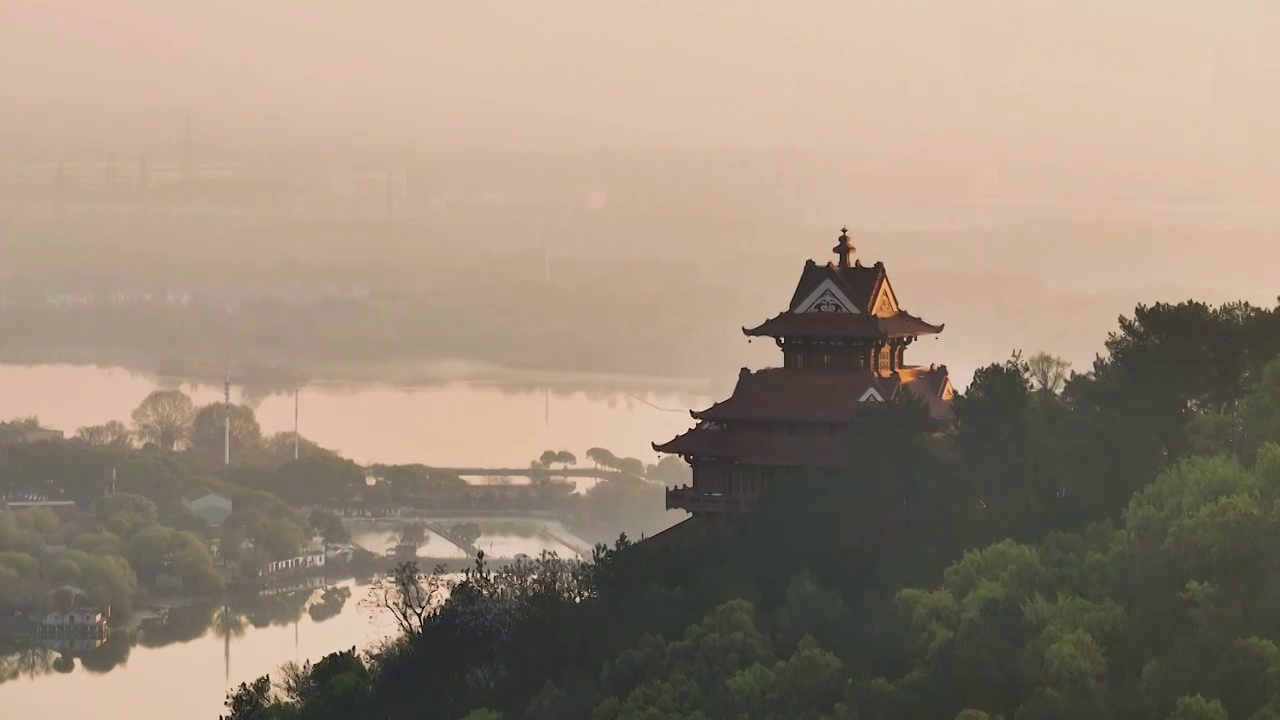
[652,426,851,467]
[898,365,956,421]
[688,365,954,424]
[742,310,943,339]
[692,368,892,423]
[643,517,706,546]
[787,261,884,313]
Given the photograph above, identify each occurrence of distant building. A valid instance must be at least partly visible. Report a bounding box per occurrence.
[0,423,64,445]
[263,536,326,575]
[37,586,109,639]
[1,500,79,522]
[183,493,233,528]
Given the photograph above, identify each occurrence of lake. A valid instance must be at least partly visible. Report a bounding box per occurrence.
[0,362,709,719]
[0,578,391,720]
[0,523,593,720]
[0,363,709,467]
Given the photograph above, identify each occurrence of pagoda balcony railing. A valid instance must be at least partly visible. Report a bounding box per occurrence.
[665,485,746,514]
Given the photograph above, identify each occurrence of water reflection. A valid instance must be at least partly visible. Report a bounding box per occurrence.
[346,518,590,559]
[0,580,353,686]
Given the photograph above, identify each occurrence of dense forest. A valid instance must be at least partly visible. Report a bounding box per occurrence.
[220,299,1280,719]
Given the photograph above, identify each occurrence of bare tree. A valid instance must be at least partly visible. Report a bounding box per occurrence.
[74,420,133,448]
[130,389,195,451]
[365,560,449,637]
[1026,351,1072,394]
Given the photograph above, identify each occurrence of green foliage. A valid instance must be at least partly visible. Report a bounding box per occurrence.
[272,456,364,505]
[96,493,159,524]
[1244,358,1280,452]
[448,522,482,549]
[0,509,57,554]
[308,509,350,543]
[1167,695,1228,720]
[219,300,1280,720]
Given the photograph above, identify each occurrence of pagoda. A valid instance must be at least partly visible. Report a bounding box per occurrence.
[652,228,955,522]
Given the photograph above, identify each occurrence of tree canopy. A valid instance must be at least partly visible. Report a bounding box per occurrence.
[216,298,1280,720]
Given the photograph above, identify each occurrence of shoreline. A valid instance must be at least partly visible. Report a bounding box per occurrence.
[0,351,718,398]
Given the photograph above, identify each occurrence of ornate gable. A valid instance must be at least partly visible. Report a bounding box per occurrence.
[871,277,899,317]
[808,289,849,313]
[796,278,859,314]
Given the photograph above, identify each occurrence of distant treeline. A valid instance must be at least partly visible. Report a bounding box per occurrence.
[1,388,684,542]
[0,259,752,379]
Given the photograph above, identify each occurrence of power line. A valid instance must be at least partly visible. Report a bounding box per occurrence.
[628,394,686,413]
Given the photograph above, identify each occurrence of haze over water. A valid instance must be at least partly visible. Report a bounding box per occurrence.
[0,365,705,466]
[2,3,1277,719]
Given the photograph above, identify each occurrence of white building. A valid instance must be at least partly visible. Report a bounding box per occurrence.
[183,493,233,528]
[263,536,326,575]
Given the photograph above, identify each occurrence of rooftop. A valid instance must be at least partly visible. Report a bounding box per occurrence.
[742,228,943,340]
[653,426,851,467]
[690,365,954,424]
[742,310,943,340]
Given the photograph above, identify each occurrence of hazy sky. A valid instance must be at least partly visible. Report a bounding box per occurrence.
[2,1,1272,159]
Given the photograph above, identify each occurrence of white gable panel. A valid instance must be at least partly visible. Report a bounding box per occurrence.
[796,278,860,314]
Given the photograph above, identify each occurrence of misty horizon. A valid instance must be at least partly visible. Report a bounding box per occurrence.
[2,2,1273,164]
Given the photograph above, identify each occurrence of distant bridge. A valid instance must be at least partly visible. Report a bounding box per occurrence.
[329,507,565,520]
[340,514,596,558]
[426,467,630,481]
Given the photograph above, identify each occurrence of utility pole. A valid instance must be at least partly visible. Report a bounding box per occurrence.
[182,115,193,182]
[293,384,300,460]
[54,161,66,217]
[535,222,550,283]
[138,155,149,213]
[104,155,116,200]
[223,362,231,466]
[385,169,394,222]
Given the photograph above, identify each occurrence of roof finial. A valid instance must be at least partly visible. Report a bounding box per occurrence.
[832,226,856,268]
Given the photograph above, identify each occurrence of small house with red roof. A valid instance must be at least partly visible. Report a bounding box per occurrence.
[652,228,954,525]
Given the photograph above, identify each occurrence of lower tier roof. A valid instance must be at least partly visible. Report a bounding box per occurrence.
[692,365,954,424]
[652,426,850,467]
[743,310,943,340]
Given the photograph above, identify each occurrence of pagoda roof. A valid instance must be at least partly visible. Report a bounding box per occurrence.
[742,310,943,340]
[897,365,956,421]
[693,368,890,423]
[739,251,943,340]
[643,517,720,546]
[787,259,886,314]
[651,426,851,467]
[690,365,955,424]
